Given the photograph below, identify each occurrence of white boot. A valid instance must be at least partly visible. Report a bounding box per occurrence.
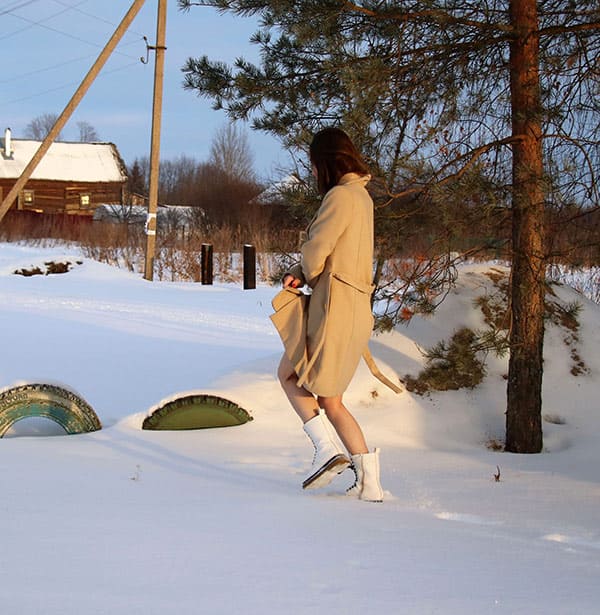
[302,409,350,489]
[347,448,384,502]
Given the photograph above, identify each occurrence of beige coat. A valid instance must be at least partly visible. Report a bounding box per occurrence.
[271,173,376,397]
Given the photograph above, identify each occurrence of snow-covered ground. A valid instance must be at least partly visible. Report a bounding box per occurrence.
[1,242,599,614]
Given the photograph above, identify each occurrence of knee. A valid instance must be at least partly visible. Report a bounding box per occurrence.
[318,396,344,416]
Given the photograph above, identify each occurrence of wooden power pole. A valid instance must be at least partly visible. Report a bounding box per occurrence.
[143,0,168,281]
[0,0,147,225]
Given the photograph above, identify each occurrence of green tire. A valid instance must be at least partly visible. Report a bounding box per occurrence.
[0,383,101,437]
[142,393,252,431]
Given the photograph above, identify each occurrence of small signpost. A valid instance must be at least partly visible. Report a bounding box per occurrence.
[201,243,214,285]
[243,244,256,290]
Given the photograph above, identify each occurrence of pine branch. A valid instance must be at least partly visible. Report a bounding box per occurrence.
[341,1,515,33]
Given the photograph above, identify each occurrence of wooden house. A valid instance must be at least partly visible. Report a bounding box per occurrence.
[0,128,127,216]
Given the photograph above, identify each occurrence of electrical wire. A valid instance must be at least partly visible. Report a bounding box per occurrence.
[0,2,152,108]
[0,0,41,17]
[0,0,143,62]
[3,9,138,58]
[0,55,95,85]
[0,37,147,85]
[0,0,89,42]
[0,60,145,106]
[50,0,146,39]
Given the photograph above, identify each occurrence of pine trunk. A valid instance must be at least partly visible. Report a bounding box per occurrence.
[506,0,545,453]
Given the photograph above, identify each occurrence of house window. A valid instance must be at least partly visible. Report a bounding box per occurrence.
[22,190,35,205]
[80,194,91,207]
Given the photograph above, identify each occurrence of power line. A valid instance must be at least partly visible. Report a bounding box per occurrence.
[0,2,152,106]
[0,60,144,106]
[0,0,88,42]
[50,0,146,39]
[3,5,124,50]
[0,35,148,86]
[0,0,41,17]
[0,54,94,85]
[0,1,143,62]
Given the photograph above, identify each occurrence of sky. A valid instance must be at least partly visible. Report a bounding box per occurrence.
[0,0,288,178]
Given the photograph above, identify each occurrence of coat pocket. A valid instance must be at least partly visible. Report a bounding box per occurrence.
[331,272,374,295]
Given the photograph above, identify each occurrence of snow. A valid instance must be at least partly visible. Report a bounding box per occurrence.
[0,139,126,182]
[1,242,599,614]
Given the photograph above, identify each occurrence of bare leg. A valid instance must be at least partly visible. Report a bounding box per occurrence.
[277,354,319,424]
[318,395,368,456]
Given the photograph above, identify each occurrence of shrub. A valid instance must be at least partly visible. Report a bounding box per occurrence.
[402,327,486,394]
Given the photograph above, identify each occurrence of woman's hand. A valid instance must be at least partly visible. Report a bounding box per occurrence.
[283,274,302,289]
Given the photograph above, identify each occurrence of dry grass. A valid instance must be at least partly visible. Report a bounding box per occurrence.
[0,211,298,284]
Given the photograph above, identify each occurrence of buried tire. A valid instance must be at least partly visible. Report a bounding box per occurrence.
[0,383,101,437]
[142,393,252,431]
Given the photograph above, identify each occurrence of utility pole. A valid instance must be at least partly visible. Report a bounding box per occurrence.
[0,0,147,225]
[143,0,167,281]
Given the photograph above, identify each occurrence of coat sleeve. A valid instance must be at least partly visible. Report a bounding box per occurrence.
[301,187,352,285]
[283,262,305,286]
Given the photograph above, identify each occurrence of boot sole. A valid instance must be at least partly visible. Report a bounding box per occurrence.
[302,454,350,490]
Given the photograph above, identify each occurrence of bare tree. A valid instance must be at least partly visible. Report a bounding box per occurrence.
[77,120,100,142]
[25,113,63,141]
[209,123,256,181]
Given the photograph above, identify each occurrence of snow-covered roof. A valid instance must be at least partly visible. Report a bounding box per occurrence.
[0,138,127,183]
[253,173,305,204]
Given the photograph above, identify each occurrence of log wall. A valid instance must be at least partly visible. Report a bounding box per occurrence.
[0,178,124,215]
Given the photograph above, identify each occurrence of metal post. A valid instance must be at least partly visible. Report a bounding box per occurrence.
[243,244,256,290]
[0,0,147,225]
[201,243,213,285]
[143,0,167,281]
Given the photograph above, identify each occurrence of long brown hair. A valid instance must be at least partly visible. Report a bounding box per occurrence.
[309,127,370,195]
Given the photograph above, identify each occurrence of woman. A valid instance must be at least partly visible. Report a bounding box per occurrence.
[274,127,383,502]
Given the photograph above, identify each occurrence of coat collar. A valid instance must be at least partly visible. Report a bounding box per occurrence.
[306,173,372,234]
[338,173,371,187]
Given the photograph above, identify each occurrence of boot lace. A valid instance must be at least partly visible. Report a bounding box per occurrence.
[346,463,359,495]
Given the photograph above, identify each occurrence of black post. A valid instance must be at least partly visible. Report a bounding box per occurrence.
[243,244,256,290]
[201,243,213,285]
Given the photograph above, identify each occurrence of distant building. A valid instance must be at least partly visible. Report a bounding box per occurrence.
[93,203,199,229]
[0,127,127,216]
[252,173,304,206]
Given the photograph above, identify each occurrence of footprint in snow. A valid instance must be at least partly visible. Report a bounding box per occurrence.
[435,511,502,526]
